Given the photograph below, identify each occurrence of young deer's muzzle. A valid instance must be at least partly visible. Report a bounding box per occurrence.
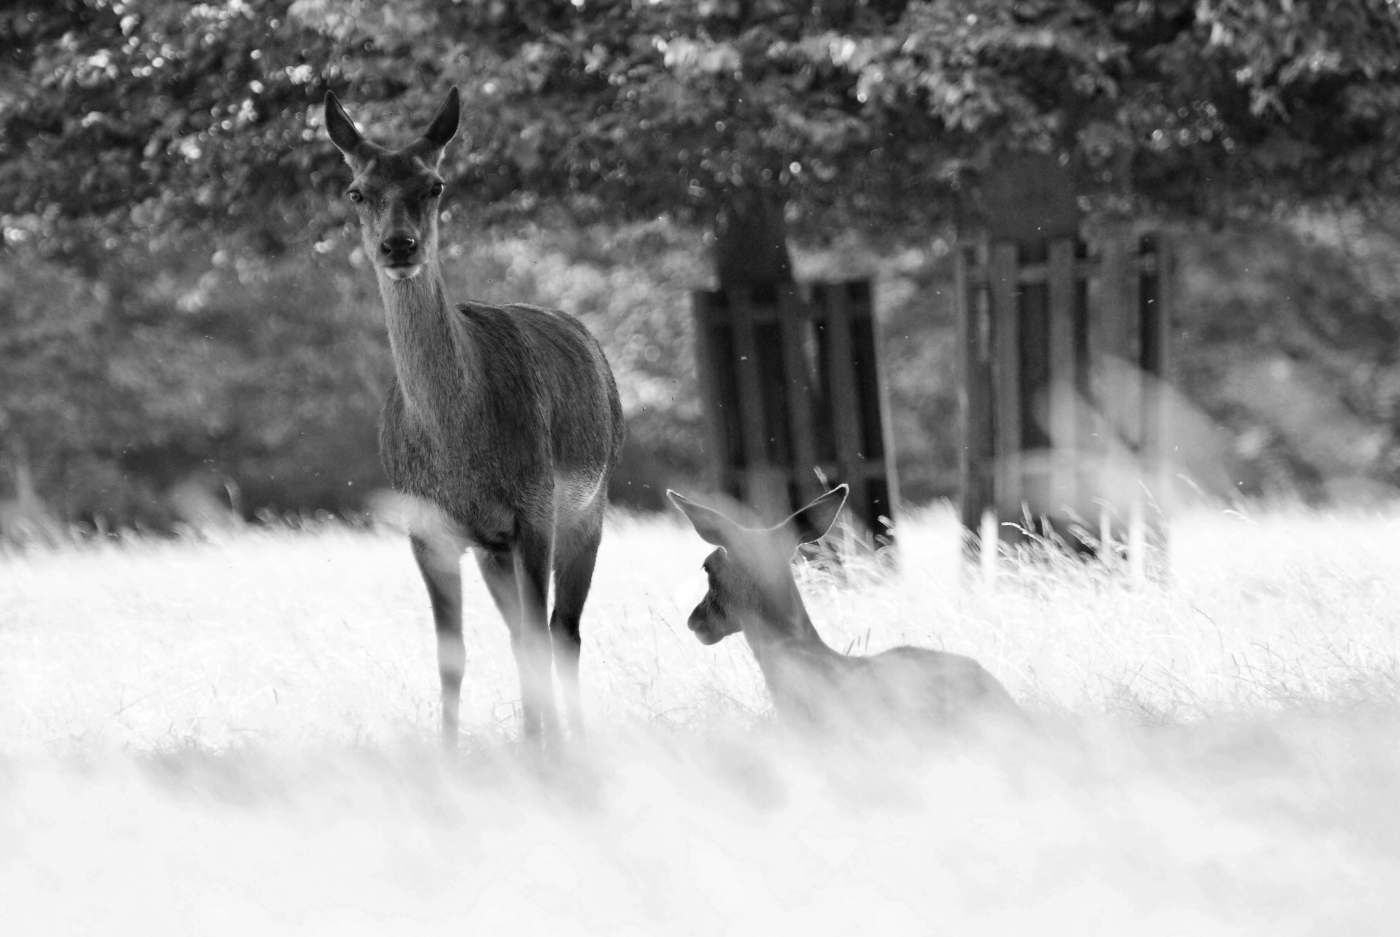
[687,606,729,645]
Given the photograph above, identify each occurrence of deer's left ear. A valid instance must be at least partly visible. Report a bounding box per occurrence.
[781,484,848,545]
[415,87,460,160]
[667,490,740,547]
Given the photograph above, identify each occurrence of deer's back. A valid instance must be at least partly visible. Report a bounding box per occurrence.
[765,642,1023,733]
[863,646,1023,725]
[460,302,624,472]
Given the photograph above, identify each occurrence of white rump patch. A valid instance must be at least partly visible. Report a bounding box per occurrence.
[554,471,604,519]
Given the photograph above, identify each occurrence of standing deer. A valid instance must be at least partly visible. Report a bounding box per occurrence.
[668,485,1025,735]
[325,88,625,746]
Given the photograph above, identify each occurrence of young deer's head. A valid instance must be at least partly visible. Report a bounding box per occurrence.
[324,88,460,282]
[667,486,848,647]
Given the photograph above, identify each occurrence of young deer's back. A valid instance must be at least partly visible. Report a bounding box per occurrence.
[763,641,1024,733]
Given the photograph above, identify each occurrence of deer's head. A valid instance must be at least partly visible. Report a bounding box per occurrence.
[667,486,848,646]
[324,88,460,282]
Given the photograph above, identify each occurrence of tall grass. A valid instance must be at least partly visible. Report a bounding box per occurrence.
[2,505,1399,934]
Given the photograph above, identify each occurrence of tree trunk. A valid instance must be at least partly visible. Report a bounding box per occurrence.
[713,187,793,288]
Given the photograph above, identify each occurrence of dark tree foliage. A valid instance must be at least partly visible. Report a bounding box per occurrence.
[4,0,1400,258]
[2,1,337,260]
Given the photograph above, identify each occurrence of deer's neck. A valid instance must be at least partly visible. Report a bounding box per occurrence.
[743,582,838,673]
[377,262,474,432]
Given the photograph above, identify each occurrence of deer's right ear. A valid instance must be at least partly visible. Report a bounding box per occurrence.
[667,490,737,547]
[781,484,848,545]
[324,92,367,162]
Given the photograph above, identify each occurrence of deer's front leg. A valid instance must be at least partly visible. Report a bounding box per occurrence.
[512,521,560,744]
[411,533,465,747]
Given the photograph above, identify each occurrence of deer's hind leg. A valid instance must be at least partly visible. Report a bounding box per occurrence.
[550,510,604,739]
[516,520,561,743]
[478,521,560,744]
[411,533,466,747]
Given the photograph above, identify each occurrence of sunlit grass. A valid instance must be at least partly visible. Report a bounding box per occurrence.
[2,504,1399,934]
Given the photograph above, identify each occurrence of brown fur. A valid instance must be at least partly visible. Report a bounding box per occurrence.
[326,89,625,745]
[669,486,1025,736]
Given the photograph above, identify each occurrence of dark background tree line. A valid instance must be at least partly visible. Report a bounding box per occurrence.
[2,0,1400,534]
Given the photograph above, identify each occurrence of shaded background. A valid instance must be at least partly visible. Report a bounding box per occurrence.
[3,0,1399,535]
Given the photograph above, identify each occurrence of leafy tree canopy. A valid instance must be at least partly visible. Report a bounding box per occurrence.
[3,0,1400,259]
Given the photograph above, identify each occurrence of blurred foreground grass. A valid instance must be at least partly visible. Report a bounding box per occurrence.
[1,505,1399,934]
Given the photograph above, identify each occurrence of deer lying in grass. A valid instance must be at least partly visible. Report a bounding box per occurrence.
[325,88,625,746]
[668,485,1025,735]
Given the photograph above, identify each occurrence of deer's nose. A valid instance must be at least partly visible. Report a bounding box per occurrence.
[380,233,417,256]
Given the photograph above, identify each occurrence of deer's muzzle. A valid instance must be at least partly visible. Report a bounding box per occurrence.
[380,232,421,274]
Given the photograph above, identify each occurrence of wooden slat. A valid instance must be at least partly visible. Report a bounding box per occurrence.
[989,241,1021,521]
[822,284,863,483]
[868,288,902,523]
[1157,236,1174,460]
[690,291,728,493]
[1120,234,1144,560]
[1047,237,1077,519]
[1120,233,1143,453]
[1093,231,1131,537]
[1094,233,1125,404]
[729,290,770,505]
[1143,235,1174,578]
[840,280,900,529]
[778,284,819,504]
[1142,235,1172,475]
[957,243,995,539]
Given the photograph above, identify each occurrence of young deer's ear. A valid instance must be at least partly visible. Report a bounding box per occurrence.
[324,91,367,163]
[667,490,739,547]
[417,87,461,158]
[781,484,848,545]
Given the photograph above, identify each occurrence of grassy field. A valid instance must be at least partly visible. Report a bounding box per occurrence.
[2,505,1399,934]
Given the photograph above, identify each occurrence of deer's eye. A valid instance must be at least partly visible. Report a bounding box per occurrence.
[346,189,364,204]
[429,181,444,198]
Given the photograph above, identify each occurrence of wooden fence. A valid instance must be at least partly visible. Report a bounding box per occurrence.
[956,229,1174,567]
[691,279,898,545]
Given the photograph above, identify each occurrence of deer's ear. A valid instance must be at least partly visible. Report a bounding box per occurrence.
[324,92,367,162]
[781,484,848,545]
[667,490,739,547]
[419,87,461,156]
